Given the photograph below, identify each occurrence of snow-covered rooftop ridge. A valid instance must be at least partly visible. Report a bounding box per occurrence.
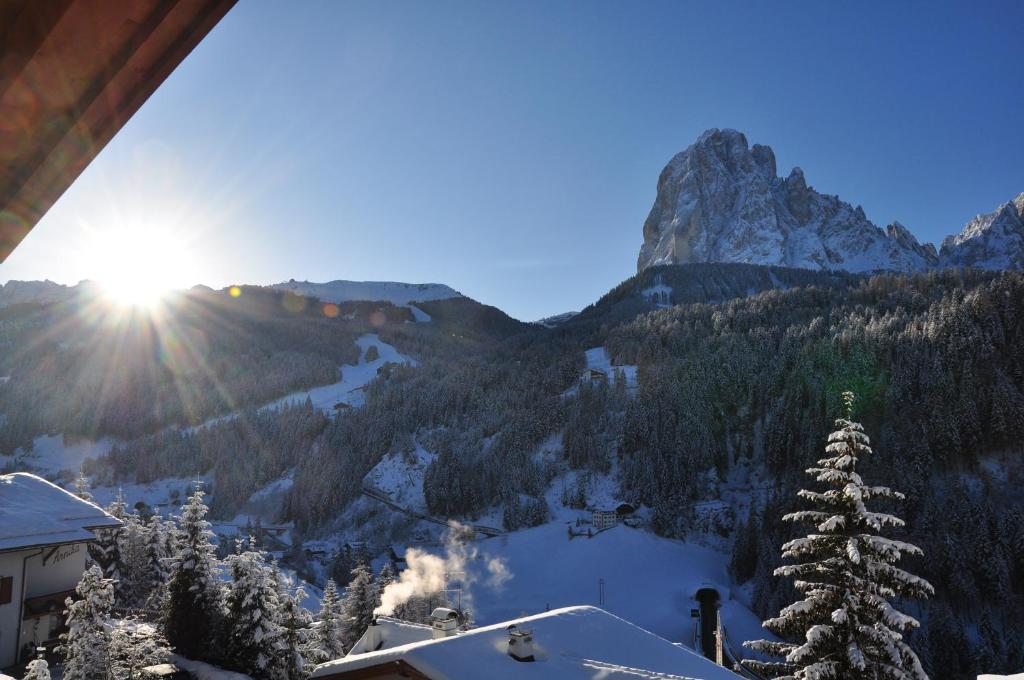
[0,472,122,552]
[346,616,433,655]
[267,279,463,305]
[312,605,741,680]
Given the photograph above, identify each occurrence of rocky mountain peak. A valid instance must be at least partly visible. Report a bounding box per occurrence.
[637,129,1022,275]
[637,129,937,273]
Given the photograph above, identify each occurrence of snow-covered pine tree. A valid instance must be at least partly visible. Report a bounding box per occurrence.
[309,579,346,664]
[73,469,93,503]
[340,563,377,652]
[223,547,286,679]
[279,581,312,680]
[61,565,114,680]
[115,511,151,608]
[163,485,223,661]
[376,563,395,609]
[745,392,934,679]
[87,493,125,584]
[143,513,171,609]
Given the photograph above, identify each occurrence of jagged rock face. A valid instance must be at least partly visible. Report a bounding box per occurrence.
[637,129,939,273]
[939,194,1024,270]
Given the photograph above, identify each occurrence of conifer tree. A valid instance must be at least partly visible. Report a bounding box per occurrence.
[341,563,377,651]
[143,513,172,609]
[88,493,125,583]
[115,511,151,608]
[279,582,312,680]
[61,565,114,680]
[376,563,395,609]
[73,469,93,503]
[223,547,285,679]
[309,579,346,664]
[745,392,933,679]
[163,485,223,661]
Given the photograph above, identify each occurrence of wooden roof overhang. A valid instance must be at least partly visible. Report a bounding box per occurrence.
[0,0,237,261]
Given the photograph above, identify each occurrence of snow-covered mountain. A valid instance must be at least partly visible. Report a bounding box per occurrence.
[939,193,1024,270]
[267,279,462,305]
[637,128,1022,274]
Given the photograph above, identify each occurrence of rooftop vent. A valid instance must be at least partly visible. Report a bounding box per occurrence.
[507,624,535,662]
[430,607,460,639]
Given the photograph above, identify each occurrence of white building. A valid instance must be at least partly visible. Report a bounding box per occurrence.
[312,605,741,679]
[0,473,121,669]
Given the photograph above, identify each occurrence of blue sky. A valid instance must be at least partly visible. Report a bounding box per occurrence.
[3,0,1023,320]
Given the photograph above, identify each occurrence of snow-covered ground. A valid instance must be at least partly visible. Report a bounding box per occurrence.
[585,347,638,388]
[90,476,208,512]
[363,442,437,514]
[406,521,767,652]
[10,433,119,476]
[265,333,416,412]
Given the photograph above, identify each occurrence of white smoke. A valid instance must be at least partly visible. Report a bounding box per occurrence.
[374,522,512,618]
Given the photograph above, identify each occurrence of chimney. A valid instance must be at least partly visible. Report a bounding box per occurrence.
[364,617,382,652]
[430,607,460,639]
[506,624,535,662]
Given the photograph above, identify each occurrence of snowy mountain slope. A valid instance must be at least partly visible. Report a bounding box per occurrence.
[637,128,1023,274]
[397,522,768,653]
[940,192,1024,269]
[264,333,416,412]
[267,279,462,305]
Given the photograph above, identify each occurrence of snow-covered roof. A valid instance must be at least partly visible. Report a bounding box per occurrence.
[0,473,122,552]
[312,606,741,680]
[346,617,433,655]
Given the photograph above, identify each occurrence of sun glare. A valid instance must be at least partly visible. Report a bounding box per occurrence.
[86,227,192,308]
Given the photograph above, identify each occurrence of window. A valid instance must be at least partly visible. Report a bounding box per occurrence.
[0,576,12,605]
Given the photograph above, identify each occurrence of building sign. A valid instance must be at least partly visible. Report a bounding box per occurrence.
[42,543,81,567]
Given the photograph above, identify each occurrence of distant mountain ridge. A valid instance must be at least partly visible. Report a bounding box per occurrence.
[0,278,465,310]
[266,280,463,305]
[637,128,1023,273]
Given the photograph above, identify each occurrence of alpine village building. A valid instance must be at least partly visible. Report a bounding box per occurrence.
[0,473,122,669]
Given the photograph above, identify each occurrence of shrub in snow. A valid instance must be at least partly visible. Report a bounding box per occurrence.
[22,656,50,680]
[163,486,224,662]
[61,565,114,680]
[108,619,170,678]
[745,392,934,680]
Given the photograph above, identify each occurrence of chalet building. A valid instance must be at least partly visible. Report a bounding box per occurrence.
[591,510,620,530]
[0,473,121,668]
[582,368,608,383]
[311,606,741,679]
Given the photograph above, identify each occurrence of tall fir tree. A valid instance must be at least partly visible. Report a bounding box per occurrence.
[60,566,113,680]
[223,546,286,679]
[340,563,377,652]
[376,563,396,609]
[279,581,312,680]
[746,392,934,680]
[87,493,125,584]
[73,469,93,503]
[309,579,346,664]
[163,485,223,661]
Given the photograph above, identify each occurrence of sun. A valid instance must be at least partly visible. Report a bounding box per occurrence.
[86,226,192,308]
